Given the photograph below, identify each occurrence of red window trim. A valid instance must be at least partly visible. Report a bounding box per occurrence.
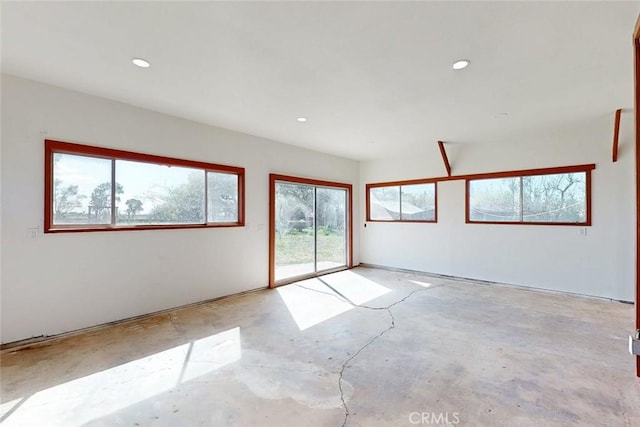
[633,13,640,377]
[464,164,594,226]
[44,139,245,233]
[365,164,595,226]
[365,179,438,223]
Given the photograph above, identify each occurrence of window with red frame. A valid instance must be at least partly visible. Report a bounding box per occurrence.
[45,140,244,232]
[366,181,437,222]
[466,167,593,225]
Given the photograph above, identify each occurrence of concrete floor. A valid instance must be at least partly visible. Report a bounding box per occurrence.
[1,266,639,426]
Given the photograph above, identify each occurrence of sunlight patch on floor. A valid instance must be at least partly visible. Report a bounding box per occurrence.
[409,279,432,288]
[2,328,241,427]
[0,398,24,421]
[277,271,391,331]
[320,270,391,305]
[277,278,353,331]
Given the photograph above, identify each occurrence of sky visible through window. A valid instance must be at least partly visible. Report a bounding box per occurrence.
[54,153,198,213]
[48,141,243,230]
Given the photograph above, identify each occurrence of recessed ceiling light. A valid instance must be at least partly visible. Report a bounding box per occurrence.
[296,117,307,123]
[452,59,470,70]
[132,58,150,68]
[494,112,509,119]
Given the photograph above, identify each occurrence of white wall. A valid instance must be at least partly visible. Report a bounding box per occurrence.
[1,74,635,344]
[360,113,636,301]
[0,75,360,344]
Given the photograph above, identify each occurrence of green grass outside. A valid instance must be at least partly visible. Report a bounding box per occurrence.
[275,231,345,265]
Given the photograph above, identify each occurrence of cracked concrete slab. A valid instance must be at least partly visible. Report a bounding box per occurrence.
[1,267,639,426]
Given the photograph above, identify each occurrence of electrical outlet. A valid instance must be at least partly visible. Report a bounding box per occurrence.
[629,333,640,356]
[27,226,39,240]
[579,227,587,237]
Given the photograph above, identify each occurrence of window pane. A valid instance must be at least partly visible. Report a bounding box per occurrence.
[469,178,521,222]
[115,160,205,225]
[53,153,111,225]
[275,183,315,281]
[522,172,586,223]
[316,187,347,270]
[400,183,435,221]
[369,187,400,220]
[207,172,239,223]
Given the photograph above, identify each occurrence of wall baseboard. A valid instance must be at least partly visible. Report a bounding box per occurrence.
[3,263,633,351]
[0,286,268,352]
[358,263,634,304]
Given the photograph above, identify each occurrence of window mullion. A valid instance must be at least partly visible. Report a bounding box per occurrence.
[204,171,209,224]
[313,186,318,273]
[399,186,403,220]
[110,159,116,226]
[519,176,524,222]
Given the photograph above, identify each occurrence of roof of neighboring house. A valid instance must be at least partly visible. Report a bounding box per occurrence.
[370,194,429,219]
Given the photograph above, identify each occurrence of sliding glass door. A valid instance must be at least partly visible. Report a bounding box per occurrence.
[274,182,316,280]
[270,175,351,286]
[315,187,347,272]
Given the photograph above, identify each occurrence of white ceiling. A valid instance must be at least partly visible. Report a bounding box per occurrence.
[1,1,638,161]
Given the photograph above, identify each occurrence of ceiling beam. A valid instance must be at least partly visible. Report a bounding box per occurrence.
[612,108,622,162]
[437,141,452,177]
